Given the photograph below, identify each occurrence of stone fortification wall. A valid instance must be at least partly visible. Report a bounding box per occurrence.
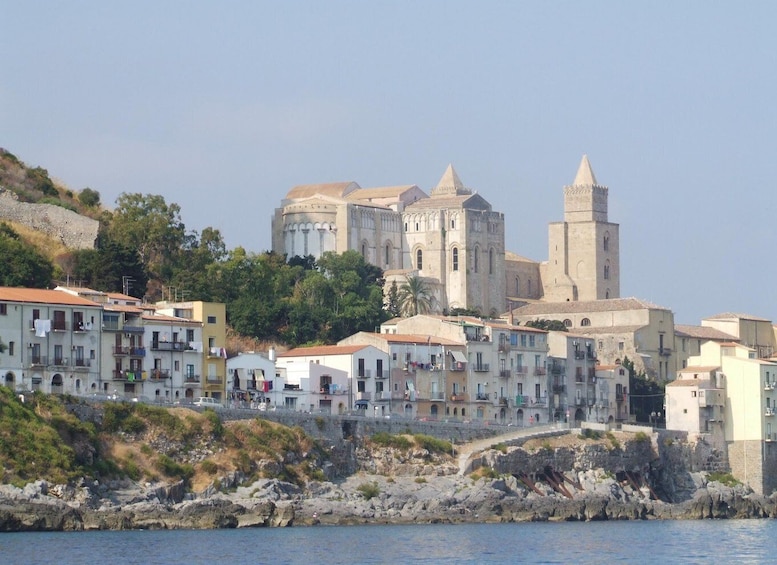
[0,189,98,249]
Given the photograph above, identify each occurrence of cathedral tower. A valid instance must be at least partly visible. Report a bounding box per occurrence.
[544,155,620,302]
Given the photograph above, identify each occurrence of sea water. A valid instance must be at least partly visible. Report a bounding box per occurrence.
[1,520,775,564]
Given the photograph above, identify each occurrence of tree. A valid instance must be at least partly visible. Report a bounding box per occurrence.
[68,234,148,297]
[398,275,434,316]
[107,193,186,280]
[0,223,54,287]
[78,187,101,207]
[623,356,665,424]
[385,280,401,318]
[525,319,568,332]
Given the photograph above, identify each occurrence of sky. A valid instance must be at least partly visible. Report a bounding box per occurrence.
[2,1,776,325]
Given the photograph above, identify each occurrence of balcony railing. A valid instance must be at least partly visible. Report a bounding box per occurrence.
[534,367,546,376]
[149,369,171,380]
[550,364,564,375]
[356,392,372,401]
[130,348,146,357]
[29,355,48,366]
[151,341,190,352]
[515,365,528,375]
[374,391,390,401]
[552,384,566,394]
[574,351,585,360]
[476,393,490,401]
[766,407,775,417]
[473,363,490,373]
[515,396,527,407]
[184,375,201,383]
[53,357,68,366]
[498,397,509,406]
[429,391,445,401]
[112,370,143,382]
[659,347,672,357]
[375,370,388,379]
[616,393,626,402]
[498,341,510,353]
[73,358,91,368]
[765,382,776,391]
[499,369,511,378]
[530,397,547,407]
[450,393,467,402]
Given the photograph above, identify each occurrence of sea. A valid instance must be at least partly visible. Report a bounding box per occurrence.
[1,520,775,564]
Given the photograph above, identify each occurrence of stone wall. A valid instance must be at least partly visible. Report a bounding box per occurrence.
[728,439,777,496]
[0,189,98,249]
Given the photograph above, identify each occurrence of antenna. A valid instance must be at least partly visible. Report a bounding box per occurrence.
[122,276,135,296]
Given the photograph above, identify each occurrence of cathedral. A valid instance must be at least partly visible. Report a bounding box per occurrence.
[271,156,620,315]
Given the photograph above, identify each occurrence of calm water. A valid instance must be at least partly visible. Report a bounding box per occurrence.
[1,520,775,564]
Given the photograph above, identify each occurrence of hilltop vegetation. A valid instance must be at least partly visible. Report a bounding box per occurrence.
[0,388,327,492]
[0,148,389,347]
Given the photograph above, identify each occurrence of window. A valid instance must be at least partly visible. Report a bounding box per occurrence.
[0,303,6,315]
[603,232,610,251]
[358,358,365,377]
[529,335,535,347]
[605,289,610,299]
[563,319,572,328]
[450,218,455,229]
[207,316,217,324]
[604,261,610,280]
[357,380,366,393]
[489,248,494,275]
[520,334,527,347]
[581,318,591,327]
[385,244,390,266]
[416,249,423,270]
[473,247,479,272]
[515,277,520,295]
[452,247,459,271]
[8,341,13,355]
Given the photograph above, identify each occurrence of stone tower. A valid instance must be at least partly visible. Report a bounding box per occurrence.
[543,155,620,302]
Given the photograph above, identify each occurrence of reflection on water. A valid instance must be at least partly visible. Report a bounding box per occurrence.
[1,520,775,564]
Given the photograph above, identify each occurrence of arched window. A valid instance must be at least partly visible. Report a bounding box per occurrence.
[604,260,610,280]
[361,243,367,258]
[451,218,456,229]
[385,244,391,267]
[416,249,423,270]
[605,288,610,299]
[604,232,610,251]
[515,277,520,295]
[473,246,479,273]
[563,319,572,328]
[581,318,591,327]
[452,247,459,271]
[489,248,495,274]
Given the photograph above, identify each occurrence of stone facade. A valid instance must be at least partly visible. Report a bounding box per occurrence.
[0,189,98,249]
[272,157,619,316]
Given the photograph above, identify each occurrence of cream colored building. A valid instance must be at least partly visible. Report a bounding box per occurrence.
[272,156,620,317]
[509,297,676,381]
[666,339,777,495]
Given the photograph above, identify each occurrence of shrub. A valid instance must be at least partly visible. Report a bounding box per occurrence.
[606,431,620,450]
[414,477,427,484]
[78,187,101,207]
[541,440,553,452]
[634,431,650,443]
[200,459,218,475]
[413,434,453,455]
[356,481,380,500]
[708,472,739,487]
[491,442,507,454]
[315,416,325,431]
[155,454,194,481]
[371,432,412,450]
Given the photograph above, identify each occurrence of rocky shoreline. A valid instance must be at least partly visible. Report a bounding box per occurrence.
[1,468,775,531]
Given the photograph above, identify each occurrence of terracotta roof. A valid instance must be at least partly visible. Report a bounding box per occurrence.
[678,366,720,374]
[347,185,421,200]
[107,292,141,302]
[510,297,669,316]
[0,287,102,307]
[666,380,703,387]
[562,325,647,336]
[285,182,360,200]
[104,304,144,313]
[704,312,772,322]
[674,325,738,341]
[360,333,462,346]
[277,344,370,357]
[505,251,538,263]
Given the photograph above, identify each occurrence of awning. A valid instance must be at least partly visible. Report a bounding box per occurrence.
[450,350,467,364]
[355,400,369,408]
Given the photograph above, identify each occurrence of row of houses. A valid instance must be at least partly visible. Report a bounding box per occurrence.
[0,287,226,404]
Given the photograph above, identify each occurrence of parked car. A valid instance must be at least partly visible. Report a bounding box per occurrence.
[193,397,223,409]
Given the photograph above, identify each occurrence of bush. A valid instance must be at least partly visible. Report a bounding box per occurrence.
[356,481,380,500]
[414,477,427,483]
[491,442,507,454]
[606,431,620,450]
[634,431,650,443]
[413,434,453,455]
[371,432,412,450]
[155,454,194,481]
[708,472,739,487]
[79,187,101,207]
[200,459,218,475]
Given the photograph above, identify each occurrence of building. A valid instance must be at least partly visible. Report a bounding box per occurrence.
[509,297,676,381]
[666,339,777,495]
[275,344,388,415]
[226,351,279,408]
[273,155,627,322]
[0,287,103,395]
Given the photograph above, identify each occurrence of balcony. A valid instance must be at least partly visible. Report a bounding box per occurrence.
[575,397,586,406]
[515,396,527,407]
[498,396,509,406]
[515,365,528,375]
[498,341,511,353]
[574,351,585,360]
[375,370,388,379]
[374,391,390,401]
[766,407,776,417]
[473,363,490,373]
[450,393,467,402]
[152,341,190,352]
[449,363,466,372]
[52,320,67,332]
[112,370,143,382]
[552,384,566,394]
[29,355,48,367]
[476,393,490,401]
[499,369,511,378]
[206,375,224,384]
[149,369,171,380]
[597,400,610,408]
[53,357,68,366]
[184,375,201,383]
[530,397,547,407]
[113,346,129,356]
[587,351,597,360]
[356,392,372,401]
[659,347,672,357]
[616,393,626,402]
[533,367,546,376]
[766,382,776,391]
[73,358,91,368]
[550,363,564,375]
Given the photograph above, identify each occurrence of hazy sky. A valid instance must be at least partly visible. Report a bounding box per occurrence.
[2,2,776,325]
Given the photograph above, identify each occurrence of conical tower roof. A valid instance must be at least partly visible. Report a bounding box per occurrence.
[573,155,598,186]
[431,164,471,197]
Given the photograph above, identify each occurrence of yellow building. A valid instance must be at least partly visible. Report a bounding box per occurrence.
[155,300,227,401]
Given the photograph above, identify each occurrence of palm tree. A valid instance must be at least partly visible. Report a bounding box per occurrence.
[398,275,434,316]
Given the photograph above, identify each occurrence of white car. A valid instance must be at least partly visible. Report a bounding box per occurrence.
[193,397,223,409]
